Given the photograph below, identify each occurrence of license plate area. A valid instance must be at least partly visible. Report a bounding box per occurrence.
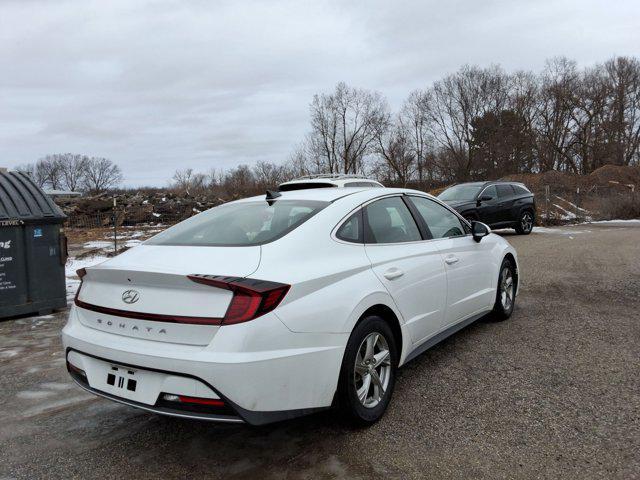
[106,366,138,393]
[67,350,222,407]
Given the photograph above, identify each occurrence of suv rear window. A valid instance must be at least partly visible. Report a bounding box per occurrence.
[344,182,381,188]
[512,184,531,195]
[147,200,328,246]
[278,182,336,191]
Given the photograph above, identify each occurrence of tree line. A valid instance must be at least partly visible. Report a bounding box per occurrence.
[170,55,640,194]
[17,154,123,194]
[297,55,640,187]
[18,55,640,197]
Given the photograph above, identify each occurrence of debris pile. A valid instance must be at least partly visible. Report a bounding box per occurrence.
[56,191,225,227]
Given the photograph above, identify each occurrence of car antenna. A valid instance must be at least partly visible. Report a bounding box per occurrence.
[265,190,281,205]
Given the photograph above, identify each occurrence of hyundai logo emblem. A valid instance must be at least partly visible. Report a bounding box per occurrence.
[122,289,140,304]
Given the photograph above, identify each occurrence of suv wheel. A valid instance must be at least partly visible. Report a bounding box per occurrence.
[492,258,516,320]
[515,210,534,234]
[338,316,397,426]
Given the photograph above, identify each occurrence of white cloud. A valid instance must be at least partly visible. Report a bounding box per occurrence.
[1,0,639,185]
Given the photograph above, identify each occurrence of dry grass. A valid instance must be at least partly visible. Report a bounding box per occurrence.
[597,194,640,220]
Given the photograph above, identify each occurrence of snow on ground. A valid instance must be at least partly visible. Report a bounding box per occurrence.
[532,227,592,235]
[83,239,142,249]
[552,204,577,220]
[584,219,640,224]
[555,195,590,213]
[81,228,161,250]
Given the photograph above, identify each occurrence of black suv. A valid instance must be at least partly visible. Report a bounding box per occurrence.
[438,181,536,234]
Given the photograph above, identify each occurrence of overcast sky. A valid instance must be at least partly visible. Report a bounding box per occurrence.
[1,0,639,186]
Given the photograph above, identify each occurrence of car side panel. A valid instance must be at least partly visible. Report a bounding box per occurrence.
[436,234,498,326]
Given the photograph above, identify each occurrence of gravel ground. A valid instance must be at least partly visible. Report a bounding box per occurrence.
[1,222,638,479]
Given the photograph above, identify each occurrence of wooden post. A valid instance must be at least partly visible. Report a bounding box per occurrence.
[113,196,117,253]
[545,185,550,223]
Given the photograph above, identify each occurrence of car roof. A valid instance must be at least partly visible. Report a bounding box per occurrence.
[448,181,525,187]
[279,178,383,188]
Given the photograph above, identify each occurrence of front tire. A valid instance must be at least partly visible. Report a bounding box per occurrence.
[338,316,397,426]
[492,258,516,321]
[515,210,534,234]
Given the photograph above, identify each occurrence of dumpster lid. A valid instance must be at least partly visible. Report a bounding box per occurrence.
[0,170,66,225]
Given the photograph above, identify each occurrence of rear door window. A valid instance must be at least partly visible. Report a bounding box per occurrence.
[496,185,515,198]
[147,200,328,246]
[364,197,422,244]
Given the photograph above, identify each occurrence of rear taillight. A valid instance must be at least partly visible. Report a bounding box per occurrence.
[188,274,290,325]
[74,268,87,301]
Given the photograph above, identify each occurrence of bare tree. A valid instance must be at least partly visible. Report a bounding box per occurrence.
[36,155,64,189]
[373,113,416,186]
[222,165,255,198]
[425,65,511,181]
[252,160,286,188]
[534,57,580,172]
[399,90,436,183]
[602,56,640,167]
[83,157,123,193]
[56,153,88,191]
[308,82,388,174]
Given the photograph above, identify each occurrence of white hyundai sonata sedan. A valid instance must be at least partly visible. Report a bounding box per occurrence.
[63,187,519,425]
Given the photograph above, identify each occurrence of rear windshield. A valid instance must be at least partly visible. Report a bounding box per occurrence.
[147,200,328,246]
[278,182,336,191]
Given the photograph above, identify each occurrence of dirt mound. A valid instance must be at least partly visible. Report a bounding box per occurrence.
[585,165,640,190]
[501,171,578,195]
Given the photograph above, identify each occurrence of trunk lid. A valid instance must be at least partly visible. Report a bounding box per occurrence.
[75,245,261,345]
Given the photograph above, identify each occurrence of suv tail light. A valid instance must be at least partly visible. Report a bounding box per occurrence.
[188,275,290,325]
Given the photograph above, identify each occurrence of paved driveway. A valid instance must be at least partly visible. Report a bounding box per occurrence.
[1,222,638,479]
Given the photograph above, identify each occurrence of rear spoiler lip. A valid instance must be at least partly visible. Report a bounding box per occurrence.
[74,299,223,325]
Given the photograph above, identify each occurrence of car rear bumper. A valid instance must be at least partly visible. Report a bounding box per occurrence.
[62,306,348,425]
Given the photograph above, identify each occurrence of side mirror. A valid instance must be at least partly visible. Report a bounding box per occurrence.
[477,194,493,205]
[471,221,491,243]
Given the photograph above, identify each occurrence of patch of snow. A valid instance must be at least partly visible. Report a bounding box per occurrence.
[152,212,161,217]
[83,240,112,249]
[585,219,640,224]
[553,204,577,220]
[533,227,592,235]
[555,195,589,213]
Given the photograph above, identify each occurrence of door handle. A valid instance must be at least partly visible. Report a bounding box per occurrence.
[383,268,404,280]
[444,255,459,265]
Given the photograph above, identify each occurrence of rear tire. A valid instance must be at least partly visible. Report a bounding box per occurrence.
[515,210,534,234]
[491,258,516,321]
[338,315,397,426]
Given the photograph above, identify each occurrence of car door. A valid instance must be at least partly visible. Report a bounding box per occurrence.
[476,185,500,225]
[363,196,447,345]
[495,184,516,223]
[406,196,496,327]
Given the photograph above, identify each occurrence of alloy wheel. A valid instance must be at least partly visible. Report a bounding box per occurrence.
[354,332,391,408]
[521,212,533,232]
[500,267,514,311]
